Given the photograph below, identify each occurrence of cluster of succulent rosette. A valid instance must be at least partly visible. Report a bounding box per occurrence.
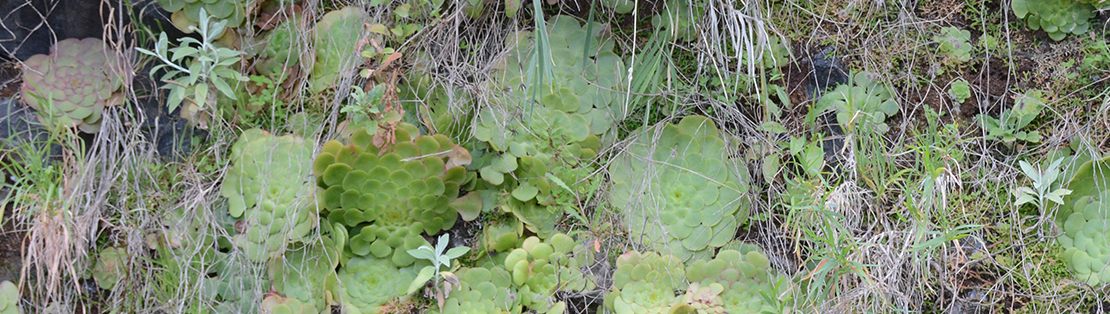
[313,122,480,266]
[221,129,318,263]
[473,15,625,236]
[1057,157,1110,285]
[605,248,791,314]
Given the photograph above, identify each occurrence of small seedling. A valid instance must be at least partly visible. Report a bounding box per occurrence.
[948,79,971,103]
[934,27,973,63]
[407,234,470,310]
[1013,157,1072,210]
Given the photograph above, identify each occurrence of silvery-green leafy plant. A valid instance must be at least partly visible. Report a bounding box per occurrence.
[136,8,247,128]
[1013,157,1072,210]
[407,234,470,310]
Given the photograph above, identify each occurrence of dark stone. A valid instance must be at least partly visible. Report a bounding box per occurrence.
[0,0,110,60]
[805,46,850,172]
[127,57,205,162]
[807,46,850,100]
[0,0,188,61]
[0,98,60,160]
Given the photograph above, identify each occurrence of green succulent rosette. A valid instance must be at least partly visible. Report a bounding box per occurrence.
[269,237,343,313]
[204,252,267,313]
[429,267,521,314]
[221,129,318,263]
[0,281,20,314]
[684,248,792,313]
[652,0,704,42]
[609,115,751,261]
[260,294,318,314]
[486,15,627,138]
[600,0,634,14]
[256,18,306,77]
[144,205,221,272]
[502,234,593,311]
[934,27,972,63]
[477,15,625,236]
[1012,0,1094,41]
[20,38,130,133]
[1057,156,1110,285]
[309,6,368,93]
[610,281,679,314]
[605,251,687,314]
[337,256,416,313]
[313,123,479,266]
[158,0,250,32]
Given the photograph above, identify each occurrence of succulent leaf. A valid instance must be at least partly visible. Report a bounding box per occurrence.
[309,6,369,93]
[92,247,129,290]
[0,281,18,314]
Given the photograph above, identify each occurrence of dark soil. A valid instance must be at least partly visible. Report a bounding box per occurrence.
[0,206,25,284]
[0,62,18,98]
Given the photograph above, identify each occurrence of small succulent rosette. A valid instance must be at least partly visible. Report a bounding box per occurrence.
[20,38,131,133]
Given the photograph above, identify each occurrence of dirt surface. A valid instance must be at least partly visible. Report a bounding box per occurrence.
[0,61,19,99]
[0,207,24,284]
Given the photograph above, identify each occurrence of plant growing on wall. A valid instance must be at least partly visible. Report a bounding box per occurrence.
[137,8,248,128]
[221,129,318,263]
[21,38,130,133]
[313,123,480,266]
